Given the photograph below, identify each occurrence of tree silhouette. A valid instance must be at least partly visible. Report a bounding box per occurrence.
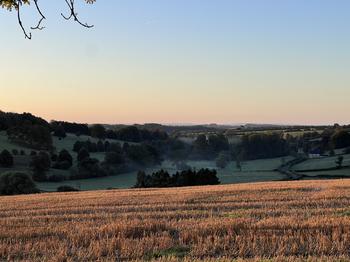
[0,0,96,39]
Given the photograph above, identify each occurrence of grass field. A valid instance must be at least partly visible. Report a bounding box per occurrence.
[37,157,288,191]
[0,131,29,153]
[1,179,350,261]
[293,154,350,171]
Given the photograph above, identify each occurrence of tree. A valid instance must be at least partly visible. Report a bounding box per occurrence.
[0,0,96,39]
[0,172,39,195]
[331,130,350,149]
[0,150,14,168]
[336,156,344,169]
[77,147,90,162]
[90,124,106,139]
[30,151,51,181]
[104,151,125,165]
[53,125,66,139]
[215,151,230,169]
[52,149,73,170]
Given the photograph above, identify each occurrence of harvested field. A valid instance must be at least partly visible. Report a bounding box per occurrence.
[1,179,350,261]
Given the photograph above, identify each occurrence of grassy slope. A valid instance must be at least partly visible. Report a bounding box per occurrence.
[293,154,350,171]
[37,157,289,191]
[1,179,350,261]
[1,131,348,191]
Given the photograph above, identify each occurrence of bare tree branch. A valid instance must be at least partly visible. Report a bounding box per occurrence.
[30,0,46,30]
[61,0,94,28]
[1,0,95,39]
[15,1,32,39]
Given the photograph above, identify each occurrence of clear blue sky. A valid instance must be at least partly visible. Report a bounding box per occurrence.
[1,1,350,125]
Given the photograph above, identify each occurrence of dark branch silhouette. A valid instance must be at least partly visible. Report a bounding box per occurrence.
[61,0,94,28]
[15,2,32,39]
[30,0,46,30]
[0,0,95,39]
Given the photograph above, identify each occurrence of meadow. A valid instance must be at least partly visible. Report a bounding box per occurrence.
[36,158,288,191]
[0,179,350,261]
[2,130,350,192]
[293,154,350,171]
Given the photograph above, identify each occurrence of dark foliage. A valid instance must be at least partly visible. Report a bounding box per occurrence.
[57,185,80,192]
[331,130,350,149]
[239,133,288,160]
[71,157,107,179]
[30,151,51,181]
[50,121,89,136]
[52,149,73,170]
[52,124,66,139]
[192,134,229,159]
[77,147,90,162]
[90,124,106,139]
[135,168,220,188]
[0,150,14,168]
[106,126,168,142]
[0,172,39,195]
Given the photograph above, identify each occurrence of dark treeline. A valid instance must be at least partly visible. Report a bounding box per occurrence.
[135,168,220,188]
[238,133,289,160]
[51,121,89,136]
[191,134,230,160]
[0,111,52,150]
[52,121,169,143]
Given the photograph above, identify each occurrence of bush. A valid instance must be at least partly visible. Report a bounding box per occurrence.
[0,150,14,168]
[57,185,79,192]
[0,172,39,195]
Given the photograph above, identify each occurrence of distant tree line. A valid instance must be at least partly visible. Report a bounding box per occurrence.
[0,111,52,150]
[238,133,289,160]
[51,122,169,143]
[191,134,230,160]
[135,168,220,188]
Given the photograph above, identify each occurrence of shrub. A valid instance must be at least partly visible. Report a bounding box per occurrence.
[57,185,79,192]
[0,172,39,195]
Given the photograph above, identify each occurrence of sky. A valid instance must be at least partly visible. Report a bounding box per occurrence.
[1,0,350,125]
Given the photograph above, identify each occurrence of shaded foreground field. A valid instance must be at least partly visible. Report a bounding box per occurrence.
[1,180,350,261]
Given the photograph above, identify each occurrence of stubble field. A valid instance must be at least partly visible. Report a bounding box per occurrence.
[1,179,350,261]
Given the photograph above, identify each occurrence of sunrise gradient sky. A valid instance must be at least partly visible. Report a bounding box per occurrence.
[1,1,350,125]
